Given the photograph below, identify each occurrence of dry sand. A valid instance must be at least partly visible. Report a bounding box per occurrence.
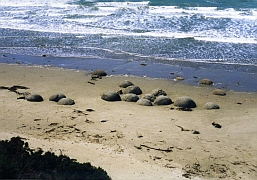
[0,63,257,179]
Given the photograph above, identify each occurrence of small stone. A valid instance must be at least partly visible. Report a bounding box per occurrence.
[123,86,142,95]
[174,96,196,108]
[152,89,167,96]
[57,98,75,105]
[175,76,184,81]
[137,99,152,106]
[119,80,134,88]
[141,94,156,102]
[101,91,121,101]
[212,89,226,96]
[26,94,43,102]
[122,93,139,102]
[49,93,66,102]
[199,79,213,85]
[153,95,172,105]
[203,102,220,110]
[91,70,107,78]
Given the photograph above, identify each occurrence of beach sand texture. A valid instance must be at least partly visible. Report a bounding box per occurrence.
[0,64,257,179]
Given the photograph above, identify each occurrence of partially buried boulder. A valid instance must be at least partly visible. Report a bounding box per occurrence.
[153,95,172,105]
[212,89,226,96]
[122,93,139,102]
[101,91,121,101]
[91,70,107,78]
[152,88,167,96]
[49,93,66,102]
[137,99,152,106]
[26,94,43,102]
[174,96,196,108]
[123,86,142,95]
[141,94,156,102]
[199,79,213,85]
[57,98,75,105]
[119,80,133,88]
[203,102,220,110]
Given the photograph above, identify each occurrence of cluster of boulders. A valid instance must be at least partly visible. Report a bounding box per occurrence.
[25,93,75,105]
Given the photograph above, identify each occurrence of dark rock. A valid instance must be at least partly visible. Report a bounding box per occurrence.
[136,99,152,106]
[153,95,172,105]
[199,79,213,85]
[152,89,167,96]
[49,93,66,102]
[119,80,134,88]
[123,86,142,95]
[203,102,220,110]
[212,89,226,96]
[57,98,75,105]
[91,70,107,78]
[26,94,43,102]
[141,94,156,102]
[212,122,222,128]
[101,91,121,101]
[122,93,139,102]
[174,96,196,108]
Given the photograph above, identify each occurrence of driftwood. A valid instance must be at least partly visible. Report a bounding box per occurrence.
[135,144,173,152]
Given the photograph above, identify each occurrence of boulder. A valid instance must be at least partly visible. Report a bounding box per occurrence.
[153,95,172,105]
[49,93,66,102]
[141,94,156,102]
[91,70,107,78]
[174,96,196,108]
[199,79,213,85]
[119,80,134,88]
[122,93,139,102]
[203,102,220,110]
[152,88,167,96]
[123,86,142,95]
[57,98,75,105]
[26,94,43,102]
[101,91,121,101]
[212,89,226,96]
[136,99,152,106]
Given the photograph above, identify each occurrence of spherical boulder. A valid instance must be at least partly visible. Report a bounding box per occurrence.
[174,96,196,108]
[199,79,213,85]
[212,89,226,96]
[123,86,142,95]
[101,91,121,101]
[152,89,167,96]
[141,94,156,102]
[153,95,172,105]
[26,94,43,102]
[57,98,75,105]
[203,102,220,110]
[122,93,139,102]
[119,80,134,88]
[136,99,152,106]
[49,93,66,102]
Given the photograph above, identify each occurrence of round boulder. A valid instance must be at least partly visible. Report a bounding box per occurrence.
[122,93,139,102]
[199,79,213,85]
[212,89,226,96]
[152,88,167,96]
[119,80,134,88]
[101,91,121,101]
[203,102,220,110]
[153,95,172,105]
[123,86,142,95]
[57,98,75,105]
[26,94,43,102]
[137,99,152,106]
[141,94,156,102]
[49,93,66,102]
[91,70,107,78]
[174,96,196,108]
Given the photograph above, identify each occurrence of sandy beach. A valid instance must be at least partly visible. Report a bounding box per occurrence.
[0,63,257,179]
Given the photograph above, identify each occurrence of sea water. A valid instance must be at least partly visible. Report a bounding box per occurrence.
[0,0,257,91]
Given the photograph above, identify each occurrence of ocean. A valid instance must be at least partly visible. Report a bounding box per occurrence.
[0,0,257,91]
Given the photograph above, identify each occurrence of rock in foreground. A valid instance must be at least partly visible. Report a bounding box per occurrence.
[153,95,172,105]
[26,94,43,102]
[203,102,220,110]
[101,91,121,101]
[57,98,75,105]
[174,96,196,108]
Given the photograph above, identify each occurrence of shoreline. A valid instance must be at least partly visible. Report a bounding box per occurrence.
[0,63,257,179]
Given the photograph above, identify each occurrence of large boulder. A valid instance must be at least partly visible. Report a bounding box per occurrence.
[123,86,142,95]
[141,94,156,102]
[212,89,226,96]
[119,80,134,88]
[57,98,75,105]
[49,93,66,102]
[174,96,196,108]
[203,102,220,110]
[137,99,152,106]
[122,93,139,102]
[199,79,213,85]
[153,95,172,105]
[26,94,43,102]
[152,88,167,96]
[101,91,121,101]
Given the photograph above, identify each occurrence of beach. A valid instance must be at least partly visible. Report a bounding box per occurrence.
[0,63,257,179]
